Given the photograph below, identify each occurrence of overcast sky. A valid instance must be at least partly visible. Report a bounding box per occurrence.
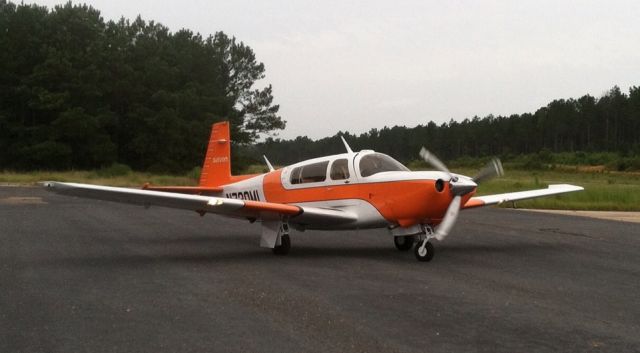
[31,0,640,139]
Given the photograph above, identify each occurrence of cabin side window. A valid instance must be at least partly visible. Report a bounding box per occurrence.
[290,161,329,184]
[330,159,350,180]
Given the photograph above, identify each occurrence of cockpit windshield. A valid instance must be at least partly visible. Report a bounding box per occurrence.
[359,153,409,177]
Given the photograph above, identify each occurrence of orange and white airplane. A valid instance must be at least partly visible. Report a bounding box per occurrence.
[44,121,583,262]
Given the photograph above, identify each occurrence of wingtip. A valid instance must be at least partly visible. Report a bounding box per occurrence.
[548,184,584,191]
[39,181,55,188]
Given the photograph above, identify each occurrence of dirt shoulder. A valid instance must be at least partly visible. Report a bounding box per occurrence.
[517,209,640,224]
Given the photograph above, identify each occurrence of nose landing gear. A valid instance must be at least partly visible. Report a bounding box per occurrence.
[390,224,437,261]
[262,219,291,255]
[413,224,436,262]
[414,239,434,262]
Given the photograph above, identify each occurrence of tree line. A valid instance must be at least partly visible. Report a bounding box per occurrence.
[0,1,284,172]
[252,85,640,168]
[2,2,638,174]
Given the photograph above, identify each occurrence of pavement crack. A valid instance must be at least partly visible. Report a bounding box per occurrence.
[539,227,592,238]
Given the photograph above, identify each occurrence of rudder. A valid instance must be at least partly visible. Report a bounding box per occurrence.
[199,121,232,187]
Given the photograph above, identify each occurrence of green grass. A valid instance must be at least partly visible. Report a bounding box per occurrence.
[2,166,639,211]
[0,170,198,187]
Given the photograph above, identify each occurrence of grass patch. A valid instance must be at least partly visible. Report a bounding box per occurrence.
[0,170,198,187]
[451,168,640,211]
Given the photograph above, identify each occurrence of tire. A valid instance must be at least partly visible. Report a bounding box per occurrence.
[272,234,291,255]
[394,235,415,251]
[414,240,434,262]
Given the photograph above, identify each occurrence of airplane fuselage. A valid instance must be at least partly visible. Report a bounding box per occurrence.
[218,150,477,230]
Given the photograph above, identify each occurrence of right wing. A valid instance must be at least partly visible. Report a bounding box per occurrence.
[42,181,357,226]
[463,184,584,209]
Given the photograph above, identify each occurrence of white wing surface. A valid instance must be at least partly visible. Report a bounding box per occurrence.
[42,181,357,225]
[463,184,584,209]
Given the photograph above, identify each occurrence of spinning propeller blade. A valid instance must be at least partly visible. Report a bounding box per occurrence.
[419,147,451,176]
[433,195,461,241]
[473,158,504,184]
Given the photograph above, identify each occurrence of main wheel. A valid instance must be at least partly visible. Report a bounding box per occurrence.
[394,235,415,251]
[272,234,291,255]
[414,240,434,262]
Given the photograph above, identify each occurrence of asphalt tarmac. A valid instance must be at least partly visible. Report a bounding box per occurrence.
[1,186,639,353]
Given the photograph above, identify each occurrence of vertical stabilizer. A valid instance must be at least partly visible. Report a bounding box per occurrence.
[199,121,232,187]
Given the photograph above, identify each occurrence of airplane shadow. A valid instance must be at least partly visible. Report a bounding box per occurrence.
[437,242,567,256]
[30,237,564,270]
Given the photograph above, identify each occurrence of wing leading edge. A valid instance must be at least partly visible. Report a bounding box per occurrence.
[42,181,357,226]
[463,184,584,209]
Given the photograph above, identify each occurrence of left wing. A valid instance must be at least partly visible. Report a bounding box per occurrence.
[463,184,584,209]
[42,181,357,226]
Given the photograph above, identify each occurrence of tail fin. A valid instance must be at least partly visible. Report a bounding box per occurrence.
[199,121,232,187]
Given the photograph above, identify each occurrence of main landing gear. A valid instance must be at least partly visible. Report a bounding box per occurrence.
[391,224,436,262]
[261,219,291,255]
[393,235,415,251]
[272,234,291,255]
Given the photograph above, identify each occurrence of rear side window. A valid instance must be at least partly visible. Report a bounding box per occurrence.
[290,161,329,184]
[330,159,350,180]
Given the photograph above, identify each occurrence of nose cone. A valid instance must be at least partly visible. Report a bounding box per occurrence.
[450,177,477,196]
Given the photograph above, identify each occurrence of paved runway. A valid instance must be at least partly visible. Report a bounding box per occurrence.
[1,186,639,353]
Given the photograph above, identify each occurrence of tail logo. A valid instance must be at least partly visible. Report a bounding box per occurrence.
[211,157,229,163]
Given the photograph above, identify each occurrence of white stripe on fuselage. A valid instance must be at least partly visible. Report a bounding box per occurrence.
[356,170,452,183]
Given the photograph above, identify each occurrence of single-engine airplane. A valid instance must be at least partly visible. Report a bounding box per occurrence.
[44,121,583,262]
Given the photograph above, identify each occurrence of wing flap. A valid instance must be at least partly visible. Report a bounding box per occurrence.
[463,184,584,209]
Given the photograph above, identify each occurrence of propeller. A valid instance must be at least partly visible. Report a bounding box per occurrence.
[473,157,504,184]
[419,147,452,177]
[419,147,503,242]
[433,195,461,241]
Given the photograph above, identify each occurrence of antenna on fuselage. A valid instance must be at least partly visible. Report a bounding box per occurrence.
[340,136,353,154]
[263,155,275,172]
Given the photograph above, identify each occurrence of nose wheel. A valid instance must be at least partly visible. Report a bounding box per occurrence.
[414,239,434,262]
